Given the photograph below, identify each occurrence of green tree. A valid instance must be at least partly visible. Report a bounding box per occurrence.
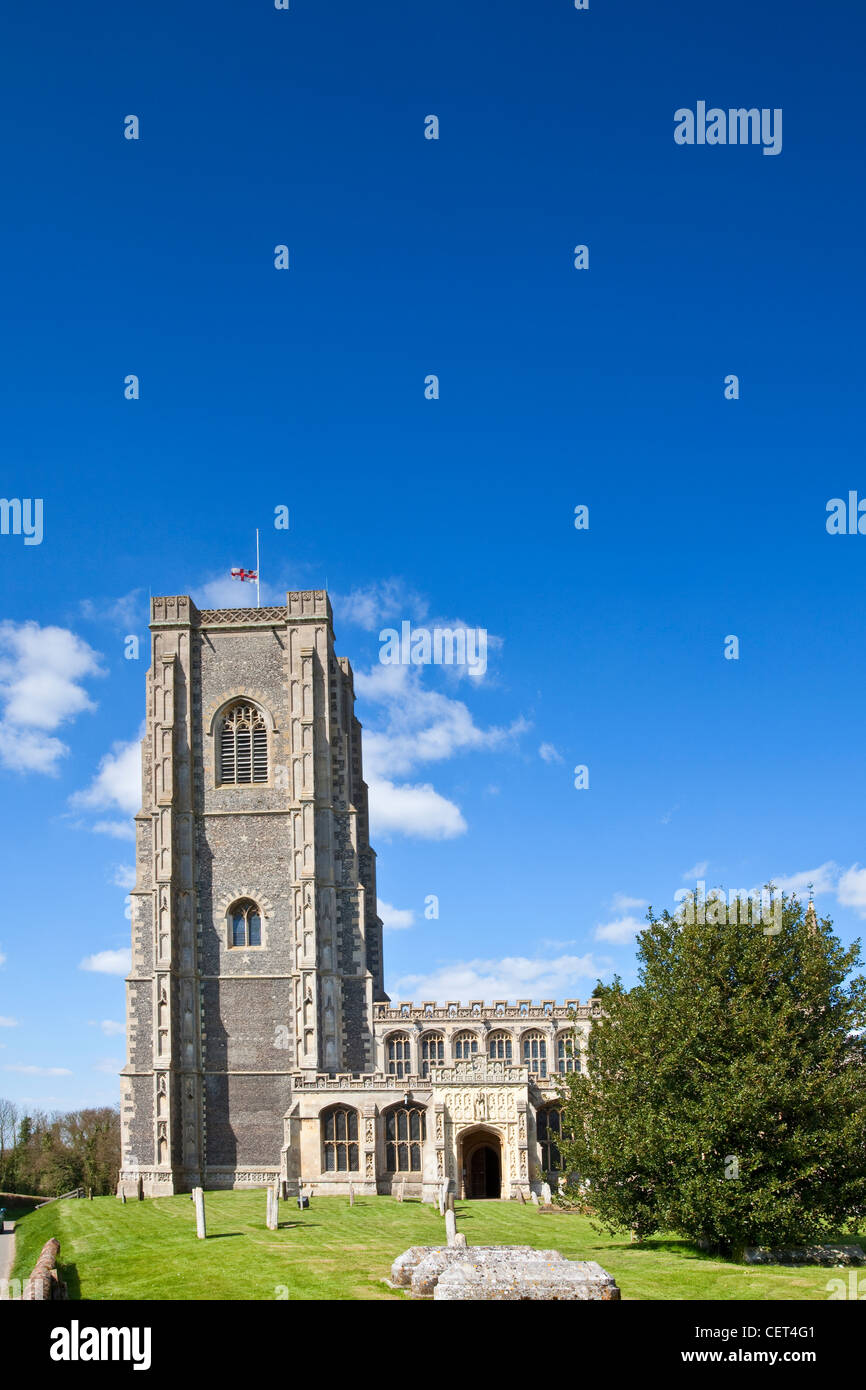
[557,892,866,1252]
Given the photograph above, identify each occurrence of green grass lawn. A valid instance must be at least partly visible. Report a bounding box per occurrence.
[10,1192,857,1301]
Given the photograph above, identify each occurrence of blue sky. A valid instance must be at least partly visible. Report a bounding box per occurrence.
[1,0,865,1109]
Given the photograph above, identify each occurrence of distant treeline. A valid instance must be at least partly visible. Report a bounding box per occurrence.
[0,1098,120,1198]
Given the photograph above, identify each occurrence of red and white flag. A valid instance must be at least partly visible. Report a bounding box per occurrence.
[231,567,258,582]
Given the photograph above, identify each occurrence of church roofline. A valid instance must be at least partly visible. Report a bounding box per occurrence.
[149,591,334,629]
[373,999,599,1021]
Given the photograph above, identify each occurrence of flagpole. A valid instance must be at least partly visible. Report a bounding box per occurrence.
[256,528,260,608]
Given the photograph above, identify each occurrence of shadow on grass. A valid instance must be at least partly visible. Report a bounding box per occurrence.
[61,1262,81,1300]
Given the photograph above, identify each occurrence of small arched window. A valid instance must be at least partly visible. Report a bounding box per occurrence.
[488,1031,513,1062]
[386,1032,411,1078]
[220,702,268,785]
[537,1106,562,1173]
[557,1033,580,1074]
[523,1031,547,1078]
[385,1102,426,1172]
[229,899,262,948]
[453,1031,478,1061]
[322,1106,359,1172]
[420,1033,444,1077]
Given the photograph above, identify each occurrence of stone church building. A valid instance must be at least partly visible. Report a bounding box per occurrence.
[118,593,598,1202]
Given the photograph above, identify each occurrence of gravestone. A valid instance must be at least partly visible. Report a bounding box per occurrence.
[193,1186,206,1239]
[434,1257,621,1301]
[445,1210,457,1246]
[266,1186,279,1231]
[348,1183,355,1207]
[541,1182,552,1206]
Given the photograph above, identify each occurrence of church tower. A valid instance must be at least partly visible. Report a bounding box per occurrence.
[118,592,385,1196]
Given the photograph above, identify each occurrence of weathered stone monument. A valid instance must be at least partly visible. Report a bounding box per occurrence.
[445,1210,457,1246]
[391,1245,620,1301]
[193,1186,206,1239]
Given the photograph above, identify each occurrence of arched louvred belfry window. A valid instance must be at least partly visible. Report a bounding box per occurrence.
[220,703,268,785]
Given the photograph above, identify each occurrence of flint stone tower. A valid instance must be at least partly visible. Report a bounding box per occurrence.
[118,592,385,1196]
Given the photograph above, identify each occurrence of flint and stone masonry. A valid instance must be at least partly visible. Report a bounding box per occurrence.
[118,593,597,1201]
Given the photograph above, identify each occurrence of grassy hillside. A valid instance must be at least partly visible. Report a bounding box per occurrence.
[10,1192,854,1301]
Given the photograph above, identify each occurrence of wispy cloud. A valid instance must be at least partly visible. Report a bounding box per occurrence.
[837,865,866,918]
[539,742,563,764]
[92,1058,123,1075]
[4,1064,72,1077]
[682,861,708,881]
[90,1019,125,1037]
[333,579,429,632]
[594,915,644,946]
[80,589,147,631]
[392,952,603,1002]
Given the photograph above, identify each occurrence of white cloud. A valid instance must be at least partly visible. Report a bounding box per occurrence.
[112,865,136,890]
[94,1019,125,1037]
[0,621,104,773]
[837,865,866,917]
[357,664,529,780]
[192,573,286,610]
[682,861,708,881]
[594,915,645,945]
[0,1017,18,1028]
[92,820,136,841]
[352,662,528,840]
[392,952,603,1002]
[333,580,429,632]
[0,946,5,968]
[72,735,141,818]
[79,949,132,976]
[611,893,648,912]
[4,1064,72,1077]
[772,862,839,897]
[538,742,563,764]
[378,898,415,930]
[368,777,467,840]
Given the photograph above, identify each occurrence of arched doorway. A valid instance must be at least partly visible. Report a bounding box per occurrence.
[460,1128,502,1199]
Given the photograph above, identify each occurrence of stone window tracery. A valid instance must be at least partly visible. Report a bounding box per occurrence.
[488,1030,513,1062]
[420,1032,444,1076]
[557,1032,580,1074]
[219,702,268,785]
[322,1106,358,1171]
[385,1102,426,1172]
[537,1106,562,1173]
[228,898,262,948]
[386,1031,411,1078]
[453,1031,479,1060]
[522,1030,547,1078]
